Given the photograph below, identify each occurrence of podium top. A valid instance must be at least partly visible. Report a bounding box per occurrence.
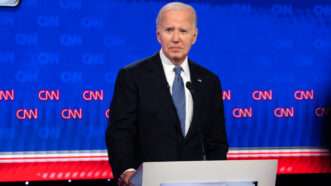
[132,160,277,186]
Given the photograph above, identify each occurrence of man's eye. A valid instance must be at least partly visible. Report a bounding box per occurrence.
[180,29,188,33]
[165,28,173,32]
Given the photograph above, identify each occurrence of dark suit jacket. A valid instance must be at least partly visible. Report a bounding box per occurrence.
[106,53,228,178]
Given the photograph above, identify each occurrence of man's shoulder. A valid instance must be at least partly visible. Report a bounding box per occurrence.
[123,53,159,72]
[189,60,219,80]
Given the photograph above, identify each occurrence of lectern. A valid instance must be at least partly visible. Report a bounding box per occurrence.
[131,160,277,186]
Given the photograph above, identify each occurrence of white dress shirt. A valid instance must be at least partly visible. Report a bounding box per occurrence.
[159,49,194,136]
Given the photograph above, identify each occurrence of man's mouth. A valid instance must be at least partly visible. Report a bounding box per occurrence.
[169,47,182,51]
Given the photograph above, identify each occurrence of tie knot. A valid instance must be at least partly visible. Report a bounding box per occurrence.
[173,66,183,76]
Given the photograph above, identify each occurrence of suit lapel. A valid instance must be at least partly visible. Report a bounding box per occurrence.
[145,53,183,135]
[145,54,205,140]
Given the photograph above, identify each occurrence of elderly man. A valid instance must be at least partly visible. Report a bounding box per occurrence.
[106,2,228,186]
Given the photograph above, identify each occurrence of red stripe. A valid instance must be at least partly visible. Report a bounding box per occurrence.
[0,156,106,161]
[0,161,113,182]
[0,156,330,181]
[1,150,328,161]
[228,151,328,155]
[228,156,331,174]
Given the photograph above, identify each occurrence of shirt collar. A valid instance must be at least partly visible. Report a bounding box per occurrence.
[159,49,190,77]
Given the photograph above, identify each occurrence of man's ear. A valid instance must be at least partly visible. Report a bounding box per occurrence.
[156,29,161,43]
[192,28,198,44]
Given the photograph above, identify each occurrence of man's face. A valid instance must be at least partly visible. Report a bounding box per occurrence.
[157,9,197,65]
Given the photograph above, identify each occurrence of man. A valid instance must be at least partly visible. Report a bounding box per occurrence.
[106,2,228,186]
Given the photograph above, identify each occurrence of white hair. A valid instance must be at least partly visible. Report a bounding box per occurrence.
[156,2,197,28]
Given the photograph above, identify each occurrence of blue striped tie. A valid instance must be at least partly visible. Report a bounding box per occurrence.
[172,66,186,135]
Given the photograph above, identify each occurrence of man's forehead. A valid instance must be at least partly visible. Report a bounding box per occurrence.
[160,10,195,25]
[162,8,194,18]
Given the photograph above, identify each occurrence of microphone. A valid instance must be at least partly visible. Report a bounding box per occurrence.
[185,81,193,93]
[200,130,206,160]
[186,81,206,160]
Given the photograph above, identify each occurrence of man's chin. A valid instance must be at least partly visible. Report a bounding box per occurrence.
[171,58,185,65]
[169,55,185,63]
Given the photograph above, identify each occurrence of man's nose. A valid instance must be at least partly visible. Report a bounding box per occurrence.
[171,31,180,42]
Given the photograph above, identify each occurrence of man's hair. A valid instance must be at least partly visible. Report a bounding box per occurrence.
[156,2,197,28]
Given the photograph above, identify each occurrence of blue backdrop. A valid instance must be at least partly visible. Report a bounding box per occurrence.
[0,0,330,153]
